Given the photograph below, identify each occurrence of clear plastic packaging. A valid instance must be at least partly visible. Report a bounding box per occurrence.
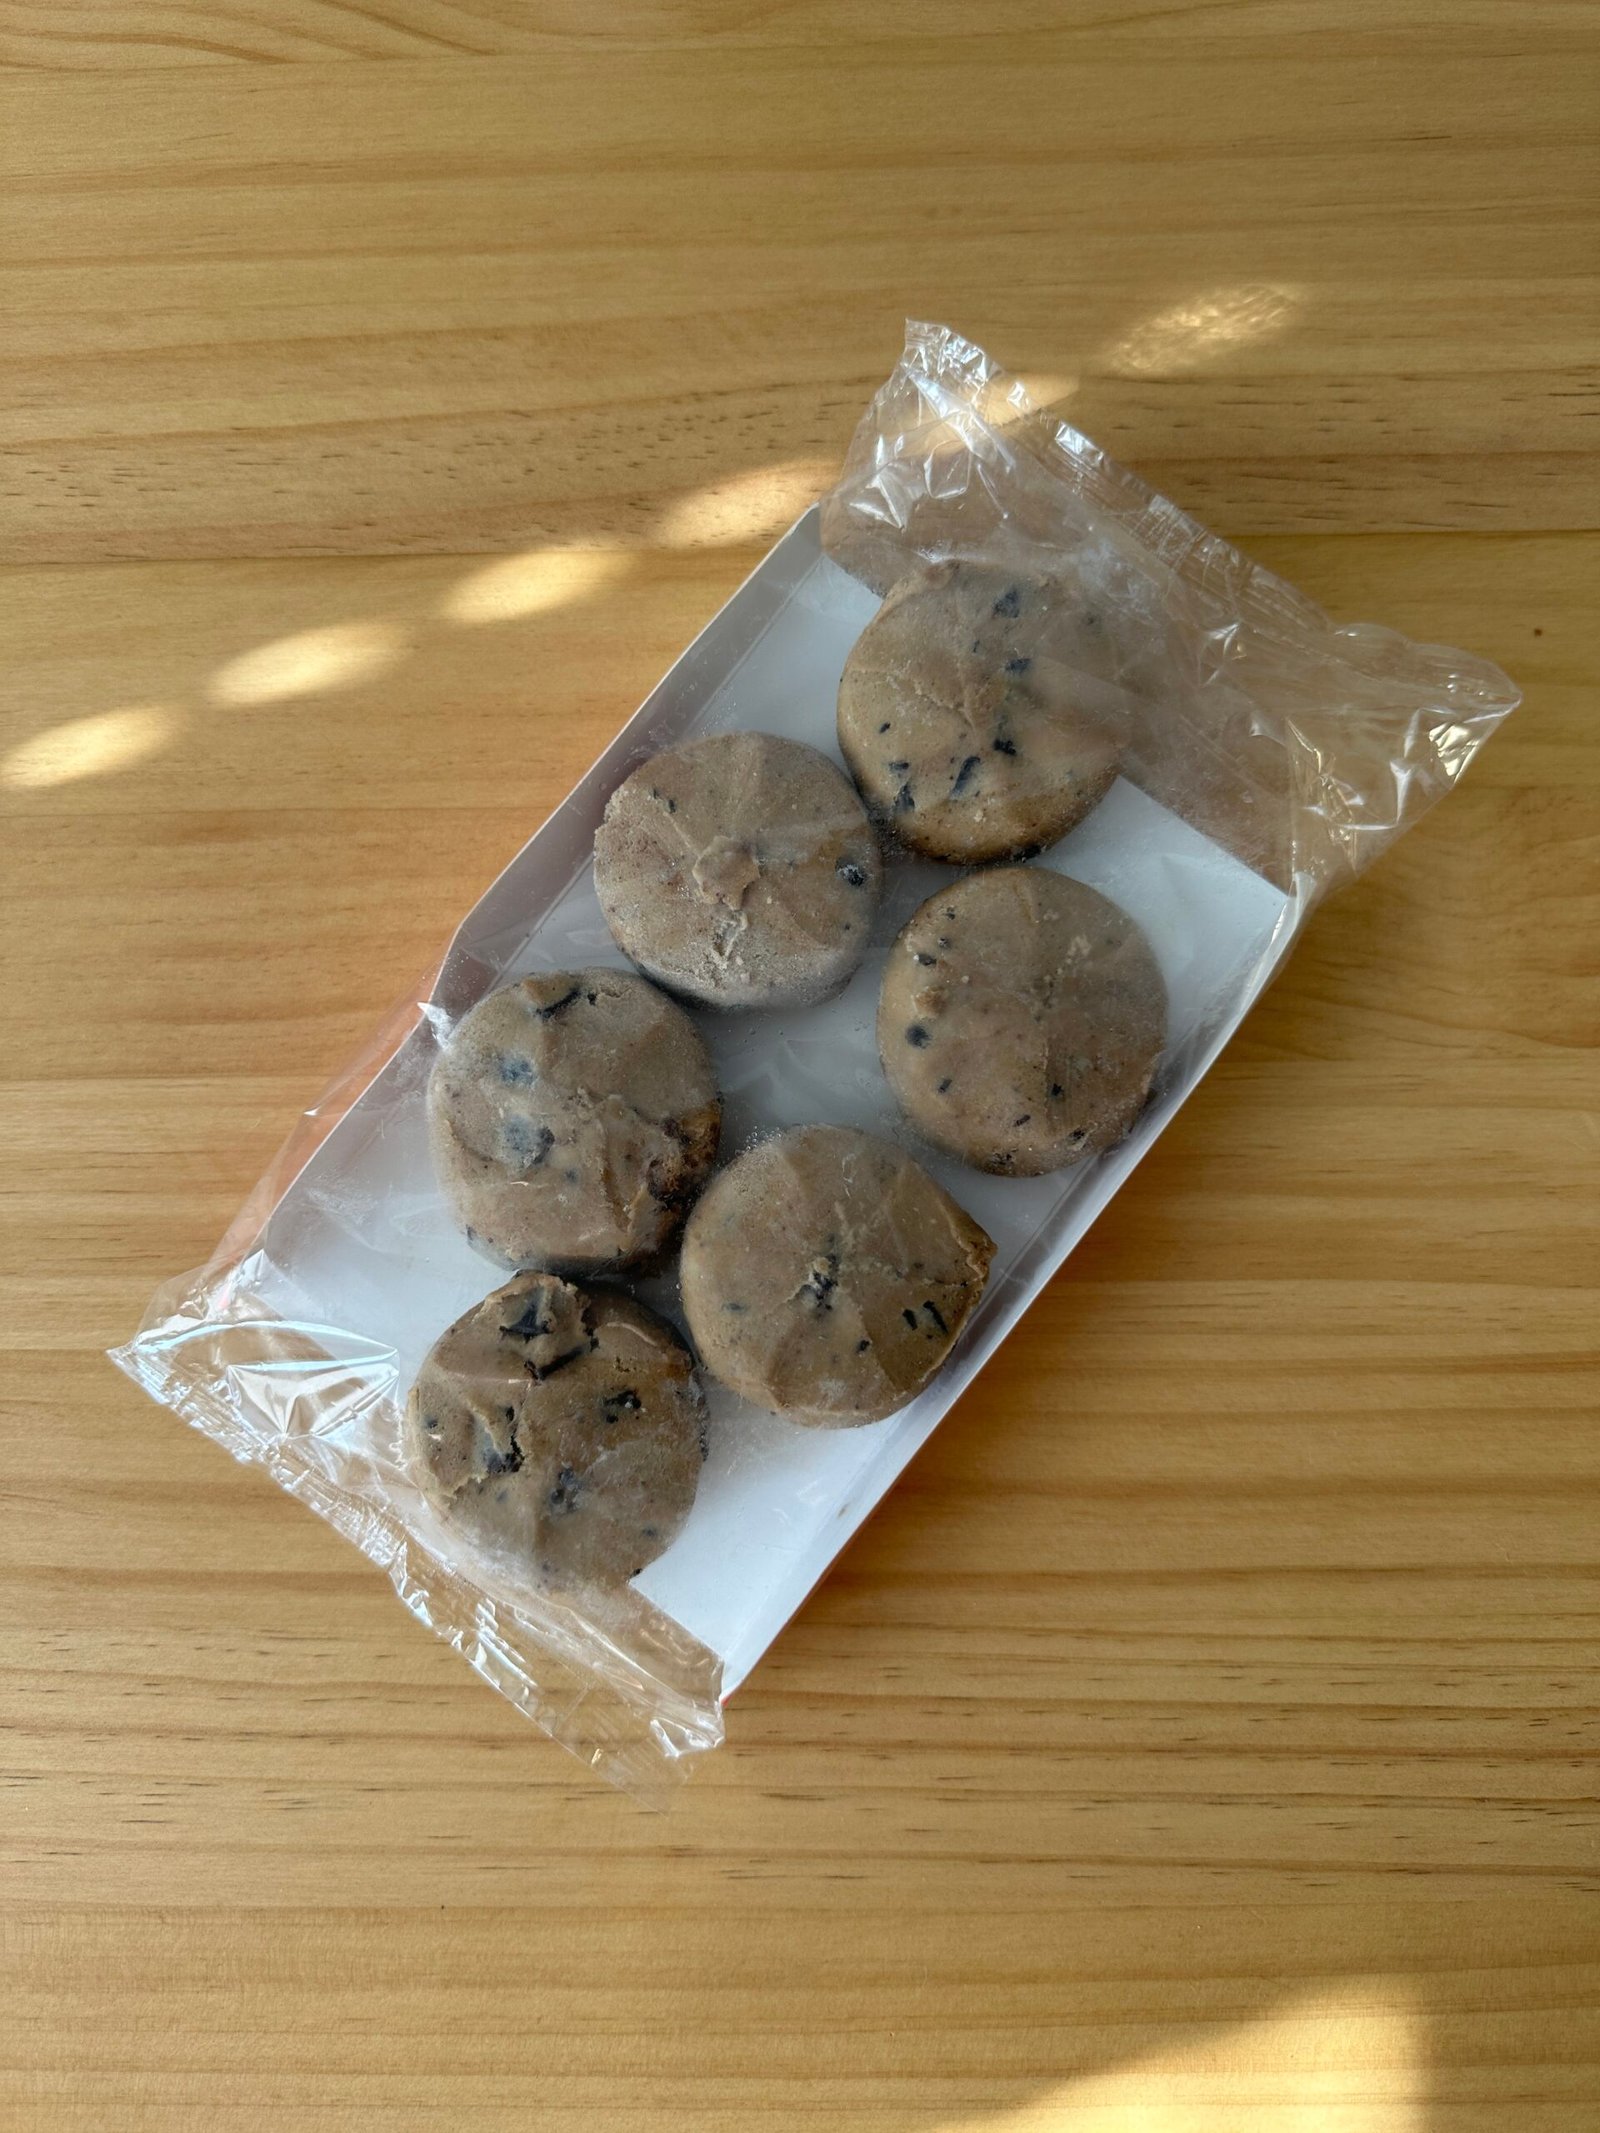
[112,323,1520,1794]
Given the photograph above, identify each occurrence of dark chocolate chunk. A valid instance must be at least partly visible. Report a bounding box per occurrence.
[893,782,915,813]
[533,985,581,1020]
[501,1296,555,1342]
[922,1301,948,1335]
[529,1344,588,1383]
[836,858,867,886]
[645,1166,696,1213]
[502,1117,555,1168]
[877,721,891,734]
[498,1056,536,1086]
[856,1338,871,1353]
[1005,655,1032,676]
[950,753,982,797]
[992,736,1018,756]
[602,1388,642,1418]
[481,1428,523,1479]
[1013,1113,1031,1127]
[937,1076,953,1094]
[914,951,937,967]
[902,1308,918,1329]
[887,759,910,774]
[547,1465,581,1514]
[905,1023,931,1047]
[798,1251,839,1312]
[992,585,1021,618]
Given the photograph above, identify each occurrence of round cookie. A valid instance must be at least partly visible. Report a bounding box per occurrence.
[593,732,882,1008]
[879,867,1166,1176]
[404,1272,707,1588]
[428,968,720,1274]
[681,1125,994,1428]
[838,561,1121,863]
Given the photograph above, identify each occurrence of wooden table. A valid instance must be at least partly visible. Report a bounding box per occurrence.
[4,7,1597,2128]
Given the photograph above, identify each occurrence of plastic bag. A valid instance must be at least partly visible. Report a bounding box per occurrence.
[112,322,1519,1795]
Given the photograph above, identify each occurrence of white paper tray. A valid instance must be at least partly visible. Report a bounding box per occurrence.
[248,509,1291,1697]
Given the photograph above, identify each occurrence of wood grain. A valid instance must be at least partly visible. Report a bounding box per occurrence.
[3,7,1597,556]
[3,5,1599,2130]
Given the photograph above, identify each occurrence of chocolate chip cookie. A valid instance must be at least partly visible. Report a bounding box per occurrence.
[428,968,720,1273]
[680,1124,994,1426]
[593,731,882,1007]
[838,561,1121,862]
[404,1271,708,1587]
[879,866,1166,1174]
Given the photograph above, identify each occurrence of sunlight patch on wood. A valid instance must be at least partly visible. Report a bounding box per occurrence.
[930,1982,1425,2131]
[1105,286,1303,378]
[208,621,404,707]
[2,704,181,790]
[439,548,631,625]
[655,458,837,547]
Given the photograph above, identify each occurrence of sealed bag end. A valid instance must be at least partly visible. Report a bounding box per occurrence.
[822,319,1521,899]
[109,1272,726,1802]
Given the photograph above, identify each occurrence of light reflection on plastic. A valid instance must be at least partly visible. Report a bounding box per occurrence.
[208,620,404,707]
[1,702,180,790]
[981,372,1081,427]
[655,457,838,547]
[440,548,630,625]
[1430,720,1479,778]
[926,1984,1423,2131]
[1106,285,1303,377]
